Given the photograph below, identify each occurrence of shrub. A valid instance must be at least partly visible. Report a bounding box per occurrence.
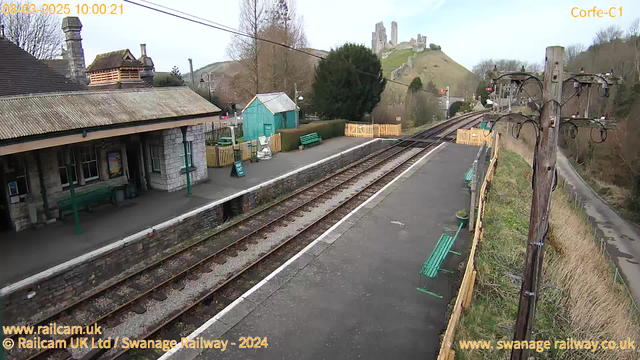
[429,43,441,50]
[278,120,347,151]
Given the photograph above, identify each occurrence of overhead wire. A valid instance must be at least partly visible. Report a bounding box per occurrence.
[123,0,451,97]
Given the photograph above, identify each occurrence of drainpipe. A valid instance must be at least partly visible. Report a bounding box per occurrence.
[65,146,82,234]
[181,126,192,196]
[35,150,51,219]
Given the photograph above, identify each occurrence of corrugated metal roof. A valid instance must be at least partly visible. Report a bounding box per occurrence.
[0,87,220,141]
[243,92,298,115]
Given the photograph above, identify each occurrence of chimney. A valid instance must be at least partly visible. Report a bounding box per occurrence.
[138,43,155,86]
[61,17,87,85]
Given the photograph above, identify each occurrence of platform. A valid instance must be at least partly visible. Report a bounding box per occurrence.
[166,142,480,360]
[0,137,372,286]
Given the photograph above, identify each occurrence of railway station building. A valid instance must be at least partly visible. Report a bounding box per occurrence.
[0,25,221,232]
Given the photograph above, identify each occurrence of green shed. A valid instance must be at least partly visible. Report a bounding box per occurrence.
[242,92,299,141]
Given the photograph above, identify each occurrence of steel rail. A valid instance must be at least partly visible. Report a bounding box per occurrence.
[12,111,485,360]
[107,113,485,360]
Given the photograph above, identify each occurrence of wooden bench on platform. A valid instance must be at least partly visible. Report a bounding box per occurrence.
[57,186,115,220]
[300,132,322,148]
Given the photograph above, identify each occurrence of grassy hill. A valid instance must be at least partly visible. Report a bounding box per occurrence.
[381,48,474,96]
[185,48,329,86]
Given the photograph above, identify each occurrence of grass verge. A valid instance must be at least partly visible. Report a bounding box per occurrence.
[452,146,639,360]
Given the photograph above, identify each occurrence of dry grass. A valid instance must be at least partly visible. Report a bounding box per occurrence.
[454,127,640,359]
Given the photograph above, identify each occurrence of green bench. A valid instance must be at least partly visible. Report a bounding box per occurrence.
[464,166,473,183]
[300,132,322,148]
[417,223,464,298]
[57,186,115,220]
[217,137,233,146]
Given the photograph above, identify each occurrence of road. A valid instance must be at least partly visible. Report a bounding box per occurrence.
[556,150,640,304]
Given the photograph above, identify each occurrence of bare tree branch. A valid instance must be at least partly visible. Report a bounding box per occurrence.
[0,0,63,59]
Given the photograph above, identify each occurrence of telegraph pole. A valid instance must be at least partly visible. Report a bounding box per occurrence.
[188,58,196,90]
[510,46,564,360]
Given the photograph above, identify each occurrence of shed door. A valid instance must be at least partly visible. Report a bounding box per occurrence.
[264,124,273,137]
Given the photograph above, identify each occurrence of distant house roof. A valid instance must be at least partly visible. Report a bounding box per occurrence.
[41,59,70,78]
[86,49,143,72]
[243,92,298,115]
[0,87,221,142]
[0,38,86,97]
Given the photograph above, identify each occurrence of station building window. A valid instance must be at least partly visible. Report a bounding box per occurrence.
[14,157,29,198]
[80,145,99,181]
[179,142,193,169]
[150,145,163,173]
[57,150,77,187]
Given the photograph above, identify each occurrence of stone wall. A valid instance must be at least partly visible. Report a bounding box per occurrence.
[163,125,207,192]
[1,139,390,324]
[143,125,207,191]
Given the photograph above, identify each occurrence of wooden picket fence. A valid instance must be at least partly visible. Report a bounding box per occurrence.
[456,128,493,146]
[344,123,401,138]
[206,133,281,167]
[437,134,501,360]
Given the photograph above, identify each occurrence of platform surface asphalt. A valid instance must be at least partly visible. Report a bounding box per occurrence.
[0,137,371,286]
[174,143,481,360]
[556,150,640,304]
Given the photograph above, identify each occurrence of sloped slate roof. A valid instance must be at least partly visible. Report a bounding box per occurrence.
[0,87,221,141]
[86,49,143,72]
[0,38,85,96]
[243,92,298,115]
[41,59,70,78]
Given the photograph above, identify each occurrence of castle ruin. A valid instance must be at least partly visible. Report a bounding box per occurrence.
[370,21,426,55]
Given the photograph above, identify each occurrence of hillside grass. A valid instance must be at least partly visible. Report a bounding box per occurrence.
[452,138,640,360]
[381,48,414,77]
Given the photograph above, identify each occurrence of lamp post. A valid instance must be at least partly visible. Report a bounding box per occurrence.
[200,73,211,103]
[294,83,303,128]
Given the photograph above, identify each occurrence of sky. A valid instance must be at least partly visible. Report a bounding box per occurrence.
[23,0,640,72]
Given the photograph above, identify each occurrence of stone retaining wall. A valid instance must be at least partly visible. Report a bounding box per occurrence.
[1,139,391,324]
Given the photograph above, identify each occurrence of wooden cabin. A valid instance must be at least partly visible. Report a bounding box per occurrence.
[86,49,152,89]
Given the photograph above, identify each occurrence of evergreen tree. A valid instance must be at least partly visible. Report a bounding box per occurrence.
[170,66,183,83]
[311,43,386,120]
[408,77,423,93]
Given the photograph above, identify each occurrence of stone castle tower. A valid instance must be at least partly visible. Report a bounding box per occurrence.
[371,22,389,55]
[390,21,398,46]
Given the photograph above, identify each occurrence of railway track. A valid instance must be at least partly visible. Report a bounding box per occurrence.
[6,111,485,360]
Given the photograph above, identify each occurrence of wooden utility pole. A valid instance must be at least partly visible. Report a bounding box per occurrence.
[510,46,564,360]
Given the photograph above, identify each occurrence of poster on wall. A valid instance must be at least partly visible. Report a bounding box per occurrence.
[107,151,123,179]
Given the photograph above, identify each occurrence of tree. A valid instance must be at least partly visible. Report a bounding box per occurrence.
[472,59,495,82]
[311,43,386,121]
[628,18,640,82]
[0,0,63,59]
[475,82,490,105]
[429,43,441,50]
[593,25,623,45]
[154,74,183,87]
[565,43,585,66]
[259,0,311,100]
[227,0,265,98]
[170,66,183,83]
[408,77,423,93]
[425,80,438,94]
